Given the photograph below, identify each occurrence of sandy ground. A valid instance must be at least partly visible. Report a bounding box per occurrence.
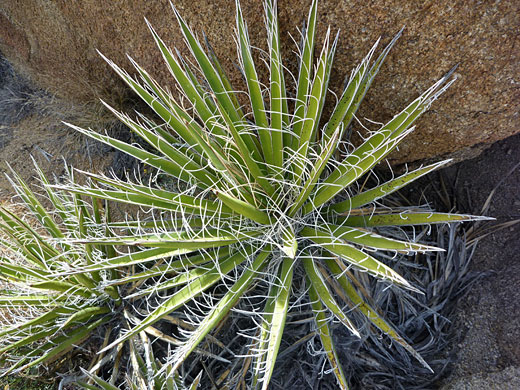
[438,133,520,389]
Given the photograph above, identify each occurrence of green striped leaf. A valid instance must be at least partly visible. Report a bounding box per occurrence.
[325,258,432,372]
[289,129,341,216]
[301,227,415,290]
[307,68,456,211]
[172,6,262,163]
[328,160,450,212]
[212,97,274,196]
[100,246,267,356]
[280,224,298,259]
[340,29,403,131]
[65,123,193,180]
[61,306,111,328]
[293,29,335,183]
[127,246,254,299]
[322,39,377,139]
[290,0,318,152]
[59,247,201,276]
[0,262,50,283]
[146,20,222,136]
[303,256,359,337]
[339,211,491,227]
[216,191,271,224]
[0,307,68,339]
[171,246,272,371]
[236,0,270,153]
[15,317,109,373]
[313,223,443,253]
[256,257,293,390]
[266,0,285,173]
[307,280,349,389]
[61,172,232,217]
[72,228,262,249]
[6,168,64,239]
[29,281,94,299]
[101,101,218,187]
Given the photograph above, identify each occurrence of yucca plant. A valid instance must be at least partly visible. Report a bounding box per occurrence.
[47,0,485,388]
[75,333,202,390]
[0,163,159,383]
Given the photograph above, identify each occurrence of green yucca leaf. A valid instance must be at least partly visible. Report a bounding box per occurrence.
[172,7,240,125]
[126,58,184,146]
[127,245,254,299]
[0,308,66,339]
[0,327,58,357]
[66,122,198,181]
[236,0,269,144]
[14,317,109,374]
[314,223,443,253]
[266,0,285,173]
[329,160,451,212]
[307,69,456,212]
[60,172,233,217]
[0,262,50,283]
[322,40,376,139]
[340,28,404,132]
[205,36,244,118]
[325,258,432,372]
[0,167,130,380]
[255,257,293,390]
[145,20,219,132]
[252,276,278,390]
[301,227,415,290]
[216,190,271,224]
[0,206,60,263]
[290,0,319,151]
[0,295,62,306]
[296,28,335,162]
[6,168,64,240]
[32,160,72,228]
[212,96,275,196]
[75,227,262,249]
[104,248,231,285]
[339,211,490,227]
[101,245,269,357]
[101,101,217,187]
[0,235,45,269]
[57,247,194,275]
[289,128,341,216]
[303,257,360,337]
[77,372,120,390]
[106,217,204,230]
[176,49,219,114]
[77,352,198,390]
[170,246,272,372]
[61,306,111,328]
[172,5,263,163]
[280,224,298,259]
[308,280,349,390]
[98,50,212,146]
[98,51,243,186]
[28,281,94,298]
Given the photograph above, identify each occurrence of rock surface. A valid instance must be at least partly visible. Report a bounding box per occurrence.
[0,0,518,165]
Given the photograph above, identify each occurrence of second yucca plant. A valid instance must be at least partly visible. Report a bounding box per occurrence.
[58,0,484,388]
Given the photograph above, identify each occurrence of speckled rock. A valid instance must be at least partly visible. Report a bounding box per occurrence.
[0,0,518,164]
